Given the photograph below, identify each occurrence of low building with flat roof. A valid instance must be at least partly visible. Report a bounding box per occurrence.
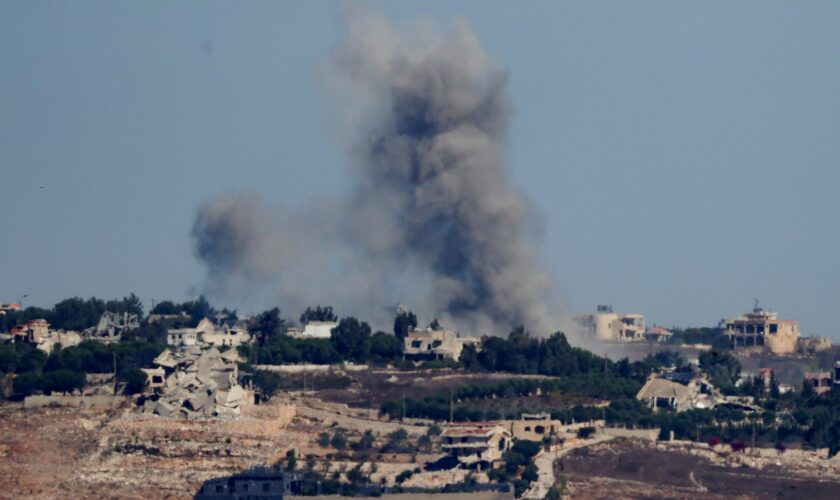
[403,329,480,362]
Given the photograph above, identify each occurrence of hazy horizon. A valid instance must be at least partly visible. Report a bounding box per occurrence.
[3,2,839,340]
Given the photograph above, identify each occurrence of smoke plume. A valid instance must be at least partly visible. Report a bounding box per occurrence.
[192,8,560,335]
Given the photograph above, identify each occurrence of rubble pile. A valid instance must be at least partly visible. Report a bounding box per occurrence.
[142,347,250,418]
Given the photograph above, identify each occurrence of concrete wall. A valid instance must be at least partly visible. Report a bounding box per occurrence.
[601,427,659,441]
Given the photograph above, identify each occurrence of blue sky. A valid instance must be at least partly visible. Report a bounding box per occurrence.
[2,1,839,339]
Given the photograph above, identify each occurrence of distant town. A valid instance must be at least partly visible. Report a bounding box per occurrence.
[1,295,839,498]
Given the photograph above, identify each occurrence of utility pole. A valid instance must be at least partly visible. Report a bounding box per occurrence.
[112,352,118,395]
[449,390,454,423]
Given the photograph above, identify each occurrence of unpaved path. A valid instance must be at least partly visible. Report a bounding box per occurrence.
[522,435,615,499]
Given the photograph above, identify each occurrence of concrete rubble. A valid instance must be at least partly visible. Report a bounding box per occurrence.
[141,346,251,419]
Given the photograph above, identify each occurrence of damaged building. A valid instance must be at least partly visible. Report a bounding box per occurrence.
[636,373,717,412]
[403,328,481,362]
[575,305,646,343]
[722,303,799,355]
[167,317,251,349]
[141,346,252,418]
[441,422,511,469]
[10,319,82,354]
[637,372,759,412]
[83,311,140,343]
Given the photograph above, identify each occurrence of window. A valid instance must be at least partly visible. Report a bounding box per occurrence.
[411,340,422,348]
[215,485,224,493]
[262,483,270,492]
[535,425,545,434]
[524,426,531,432]
[461,437,468,443]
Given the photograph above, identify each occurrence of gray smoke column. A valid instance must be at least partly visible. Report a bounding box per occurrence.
[192,8,559,335]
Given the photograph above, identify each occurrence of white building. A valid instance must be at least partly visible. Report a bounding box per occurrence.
[167,317,251,349]
[575,306,646,342]
[290,321,338,340]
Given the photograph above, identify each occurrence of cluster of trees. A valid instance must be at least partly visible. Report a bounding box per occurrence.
[461,328,609,377]
[242,313,404,366]
[299,305,337,324]
[0,339,165,399]
[379,374,643,422]
[149,296,221,328]
[489,440,542,497]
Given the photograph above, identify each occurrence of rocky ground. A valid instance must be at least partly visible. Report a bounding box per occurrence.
[0,392,462,499]
[555,437,840,499]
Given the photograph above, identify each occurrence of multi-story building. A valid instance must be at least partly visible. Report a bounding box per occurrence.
[722,304,799,355]
[575,305,646,342]
[441,422,511,468]
[167,317,251,348]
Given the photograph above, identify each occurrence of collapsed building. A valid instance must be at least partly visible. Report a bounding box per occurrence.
[575,305,646,343]
[83,311,140,343]
[141,346,251,418]
[799,335,833,355]
[167,317,251,349]
[403,329,481,362]
[637,371,759,412]
[636,372,717,412]
[10,319,82,354]
[441,422,511,469]
[722,303,799,355]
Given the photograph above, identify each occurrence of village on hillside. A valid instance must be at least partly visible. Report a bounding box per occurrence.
[2,297,840,498]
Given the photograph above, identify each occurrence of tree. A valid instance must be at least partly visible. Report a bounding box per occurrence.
[300,305,337,324]
[369,331,402,363]
[105,293,144,317]
[13,372,40,398]
[253,370,283,400]
[330,430,348,450]
[330,317,371,363]
[318,432,331,447]
[429,318,442,331]
[187,295,215,326]
[393,309,417,341]
[120,368,148,395]
[38,369,85,394]
[699,351,741,388]
[252,307,285,346]
[150,300,178,315]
